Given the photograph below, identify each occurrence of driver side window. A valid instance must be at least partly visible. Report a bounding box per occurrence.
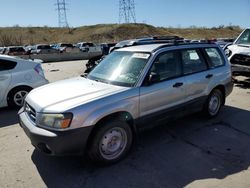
[150,51,182,82]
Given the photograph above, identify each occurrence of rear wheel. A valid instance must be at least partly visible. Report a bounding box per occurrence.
[204,89,223,117]
[8,87,32,108]
[87,120,133,165]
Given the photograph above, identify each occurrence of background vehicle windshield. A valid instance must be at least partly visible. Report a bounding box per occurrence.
[88,51,150,87]
[235,29,250,45]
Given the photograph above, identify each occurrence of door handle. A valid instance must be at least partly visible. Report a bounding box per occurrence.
[173,82,183,88]
[206,74,213,79]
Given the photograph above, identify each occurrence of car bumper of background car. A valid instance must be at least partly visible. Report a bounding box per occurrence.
[232,64,250,76]
[18,108,93,156]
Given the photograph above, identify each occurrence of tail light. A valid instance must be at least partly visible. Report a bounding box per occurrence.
[34,64,45,77]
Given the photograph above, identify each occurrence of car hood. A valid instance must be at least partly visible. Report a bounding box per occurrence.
[26,77,129,112]
[229,44,250,56]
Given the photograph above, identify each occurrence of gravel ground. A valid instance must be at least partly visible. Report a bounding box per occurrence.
[0,60,250,188]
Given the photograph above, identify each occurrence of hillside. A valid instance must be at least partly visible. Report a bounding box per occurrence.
[0,23,242,46]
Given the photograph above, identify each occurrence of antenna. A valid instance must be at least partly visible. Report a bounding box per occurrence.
[55,0,69,28]
[119,0,136,24]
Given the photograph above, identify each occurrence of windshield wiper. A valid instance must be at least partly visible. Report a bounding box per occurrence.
[93,78,110,84]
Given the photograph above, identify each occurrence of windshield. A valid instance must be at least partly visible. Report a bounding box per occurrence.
[87,51,150,87]
[235,29,250,45]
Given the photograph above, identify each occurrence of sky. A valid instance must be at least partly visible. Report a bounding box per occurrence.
[0,0,249,28]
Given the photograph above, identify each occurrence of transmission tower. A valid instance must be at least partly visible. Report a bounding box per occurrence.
[119,0,136,24]
[55,0,69,28]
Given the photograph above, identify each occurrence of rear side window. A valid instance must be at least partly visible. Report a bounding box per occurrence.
[204,48,224,67]
[181,49,207,74]
[0,59,17,71]
[86,43,94,47]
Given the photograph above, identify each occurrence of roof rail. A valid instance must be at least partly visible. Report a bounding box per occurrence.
[152,35,184,40]
[152,41,218,52]
[112,36,189,52]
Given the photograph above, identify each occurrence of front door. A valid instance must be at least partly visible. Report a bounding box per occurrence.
[139,50,187,125]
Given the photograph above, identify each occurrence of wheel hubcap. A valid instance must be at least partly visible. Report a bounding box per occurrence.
[13,90,29,106]
[208,93,221,115]
[99,127,127,160]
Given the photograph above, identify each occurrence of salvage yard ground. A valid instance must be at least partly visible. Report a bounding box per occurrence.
[0,60,250,188]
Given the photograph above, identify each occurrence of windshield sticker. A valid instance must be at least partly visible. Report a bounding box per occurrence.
[132,53,150,59]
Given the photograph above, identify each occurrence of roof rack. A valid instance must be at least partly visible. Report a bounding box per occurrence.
[111,36,218,53]
[114,36,185,48]
[152,41,217,52]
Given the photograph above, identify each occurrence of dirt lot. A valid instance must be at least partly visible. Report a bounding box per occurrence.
[0,60,250,188]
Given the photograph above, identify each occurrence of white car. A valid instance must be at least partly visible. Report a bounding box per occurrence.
[76,42,102,53]
[0,55,48,108]
[225,28,250,76]
[30,44,59,54]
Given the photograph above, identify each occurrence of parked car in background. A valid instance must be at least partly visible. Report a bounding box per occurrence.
[4,46,27,56]
[100,43,116,55]
[190,39,208,43]
[55,43,80,53]
[30,44,59,54]
[215,38,235,48]
[19,41,232,165]
[76,42,102,53]
[0,47,6,54]
[224,28,250,76]
[0,55,48,108]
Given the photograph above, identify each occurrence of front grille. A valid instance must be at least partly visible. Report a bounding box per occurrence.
[25,103,37,122]
[231,54,250,66]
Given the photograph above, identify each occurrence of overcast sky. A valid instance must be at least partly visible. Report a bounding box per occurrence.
[0,0,249,28]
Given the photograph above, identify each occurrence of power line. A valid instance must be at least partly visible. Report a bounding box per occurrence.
[55,0,69,28]
[119,0,136,24]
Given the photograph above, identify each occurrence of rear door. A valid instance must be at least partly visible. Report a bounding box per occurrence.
[0,59,16,103]
[202,47,230,91]
[180,48,212,107]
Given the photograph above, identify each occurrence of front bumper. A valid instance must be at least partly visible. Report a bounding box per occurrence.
[231,64,250,76]
[19,109,93,156]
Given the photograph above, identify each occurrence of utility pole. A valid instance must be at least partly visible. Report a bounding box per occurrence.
[119,0,136,24]
[55,0,69,28]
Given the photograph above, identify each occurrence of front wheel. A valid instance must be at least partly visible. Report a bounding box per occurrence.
[204,89,223,118]
[87,120,133,165]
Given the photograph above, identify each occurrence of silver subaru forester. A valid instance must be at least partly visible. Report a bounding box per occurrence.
[19,42,233,164]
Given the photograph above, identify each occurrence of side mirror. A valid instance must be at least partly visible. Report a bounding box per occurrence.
[148,72,160,84]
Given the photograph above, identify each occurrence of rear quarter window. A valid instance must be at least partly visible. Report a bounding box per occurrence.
[204,48,224,67]
[0,59,17,71]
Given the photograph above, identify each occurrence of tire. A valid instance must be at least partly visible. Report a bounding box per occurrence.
[204,89,223,118]
[7,87,32,108]
[87,120,133,165]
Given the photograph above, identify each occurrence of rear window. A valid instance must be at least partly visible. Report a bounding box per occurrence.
[61,43,73,48]
[204,48,224,67]
[181,49,207,74]
[0,59,17,71]
[37,45,51,49]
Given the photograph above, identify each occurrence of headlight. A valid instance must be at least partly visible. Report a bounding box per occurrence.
[224,49,232,57]
[37,113,73,129]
